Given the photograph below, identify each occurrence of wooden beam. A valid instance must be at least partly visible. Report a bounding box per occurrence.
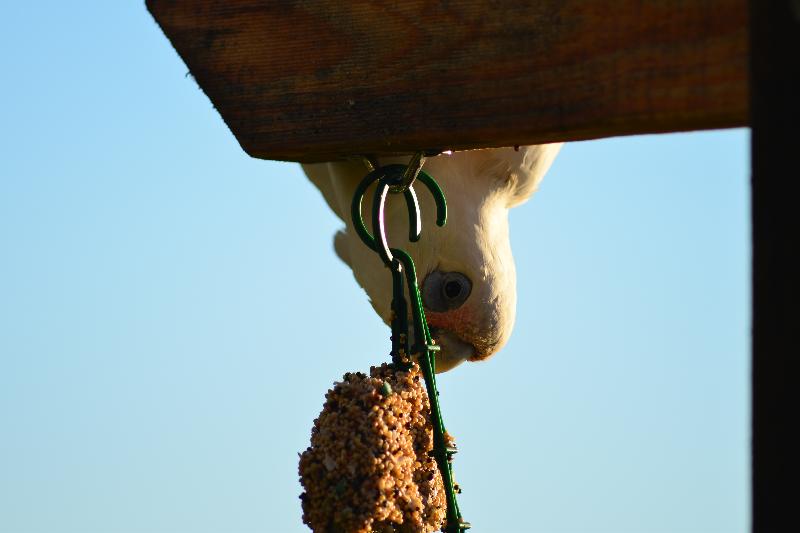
[751,1,798,531]
[146,0,748,163]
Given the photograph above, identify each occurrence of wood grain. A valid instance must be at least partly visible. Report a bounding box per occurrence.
[147,0,748,162]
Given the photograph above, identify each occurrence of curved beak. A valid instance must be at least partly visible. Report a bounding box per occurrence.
[429,327,475,373]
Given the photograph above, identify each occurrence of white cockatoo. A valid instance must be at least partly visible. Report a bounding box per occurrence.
[302,144,561,372]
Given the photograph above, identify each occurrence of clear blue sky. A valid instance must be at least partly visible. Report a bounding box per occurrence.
[0,3,749,532]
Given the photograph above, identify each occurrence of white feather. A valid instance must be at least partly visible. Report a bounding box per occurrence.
[302,144,562,372]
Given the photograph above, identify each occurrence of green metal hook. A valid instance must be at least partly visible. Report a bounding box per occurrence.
[350,164,446,266]
[349,157,469,532]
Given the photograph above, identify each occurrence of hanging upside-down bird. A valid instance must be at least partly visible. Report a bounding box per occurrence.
[302,144,561,373]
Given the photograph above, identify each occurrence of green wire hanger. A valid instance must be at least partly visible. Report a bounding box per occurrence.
[350,153,470,533]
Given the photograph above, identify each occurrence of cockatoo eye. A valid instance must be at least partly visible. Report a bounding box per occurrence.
[422,271,472,312]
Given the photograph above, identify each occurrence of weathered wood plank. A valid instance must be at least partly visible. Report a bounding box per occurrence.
[147,0,748,162]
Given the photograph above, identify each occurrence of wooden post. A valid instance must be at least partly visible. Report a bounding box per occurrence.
[750,1,799,531]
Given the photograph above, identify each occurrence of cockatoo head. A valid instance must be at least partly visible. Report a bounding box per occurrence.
[302,144,561,372]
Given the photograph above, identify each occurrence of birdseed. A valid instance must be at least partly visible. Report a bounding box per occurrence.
[299,363,449,532]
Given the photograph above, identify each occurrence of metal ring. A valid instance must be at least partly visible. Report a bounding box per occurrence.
[392,152,426,193]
